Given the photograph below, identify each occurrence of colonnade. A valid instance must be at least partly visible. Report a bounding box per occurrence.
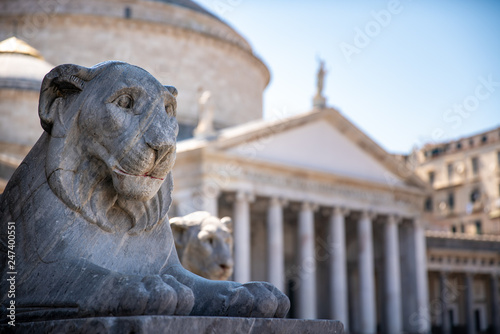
[438,271,500,334]
[191,190,430,333]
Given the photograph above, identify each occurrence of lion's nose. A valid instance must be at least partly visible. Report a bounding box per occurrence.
[144,115,176,162]
[145,134,173,160]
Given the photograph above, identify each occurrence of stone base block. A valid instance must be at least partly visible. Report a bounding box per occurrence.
[3,316,344,333]
[313,95,327,109]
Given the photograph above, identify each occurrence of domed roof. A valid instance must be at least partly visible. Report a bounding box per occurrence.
[0,37,53,91]
[149,0,220,20]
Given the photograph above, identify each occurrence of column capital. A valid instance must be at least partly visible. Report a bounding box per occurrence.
[201,182,221,198]
[360,210,376,220]
[387,214,403,224]
[301,201,318,212]
[235,191,255,203]
[269,196,288,207]
[333,206,350,217]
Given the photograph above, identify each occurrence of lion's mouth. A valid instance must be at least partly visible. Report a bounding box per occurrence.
[114,168,165,181]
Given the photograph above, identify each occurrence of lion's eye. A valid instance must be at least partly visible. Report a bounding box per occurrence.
[115,95,133,109]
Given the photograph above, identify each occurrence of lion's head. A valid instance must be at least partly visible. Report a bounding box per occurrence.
[39,61,179,234]
[170,211,234,281]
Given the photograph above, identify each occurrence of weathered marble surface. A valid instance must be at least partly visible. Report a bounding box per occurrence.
[170,211,234,280]
[0,61,289,323]
[1,316,344,334]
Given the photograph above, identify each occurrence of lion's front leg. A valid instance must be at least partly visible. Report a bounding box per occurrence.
[87,272,195,317]
[12,261,194,321]
[164,265,290,318]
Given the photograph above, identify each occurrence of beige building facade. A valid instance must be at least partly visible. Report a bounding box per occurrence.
[413,126,500,235]
[412,127,500,334]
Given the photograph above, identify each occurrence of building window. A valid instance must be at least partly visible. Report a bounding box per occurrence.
[460,224,465,233]
[124,7,132,19]
[448,192,455,210]
[451,225,457,233]
[456,142,462,150]
[470,188,480,203]
[475,220,482,234]
[471,157,479,175]
[424,197,433,212]
[497,151,500,167]
[428,171,435,185]
[481,135,487,144]
[469,138,474,147]
[447,163,453,180]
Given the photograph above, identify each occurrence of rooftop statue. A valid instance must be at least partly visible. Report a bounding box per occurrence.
[193,88,216,137]
[0,61,289,322]
[316,59,326,97]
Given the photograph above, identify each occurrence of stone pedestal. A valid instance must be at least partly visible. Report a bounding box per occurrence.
[3,316,344,334]
[313,94,326,109]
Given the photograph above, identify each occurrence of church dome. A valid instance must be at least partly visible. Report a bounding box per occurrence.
[148,0,221,20]
[0,0,270,137]
[0,37,53,90]
[0,37,53,151]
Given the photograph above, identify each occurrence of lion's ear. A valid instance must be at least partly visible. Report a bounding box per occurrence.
[38,64,94,136]
[169,217,190,250]
[221,217,232,232]
[165,85,178,97]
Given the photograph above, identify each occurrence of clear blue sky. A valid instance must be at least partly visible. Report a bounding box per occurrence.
[196,0,500,154]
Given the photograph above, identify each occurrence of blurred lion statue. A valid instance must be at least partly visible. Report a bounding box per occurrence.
[170,211,234,281]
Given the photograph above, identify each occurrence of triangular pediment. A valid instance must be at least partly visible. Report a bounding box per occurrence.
[226,118,406,187]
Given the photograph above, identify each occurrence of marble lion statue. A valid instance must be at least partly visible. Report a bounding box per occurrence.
[170,211,234,281]
[0,61,289,323]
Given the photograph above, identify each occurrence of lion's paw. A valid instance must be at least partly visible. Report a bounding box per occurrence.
[226,282,290,318]
[92,274,194,316]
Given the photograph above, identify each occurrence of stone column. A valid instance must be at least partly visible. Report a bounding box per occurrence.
[329,207,349,331]
[202,188,219,216]
[358,211,376,334]
[174,190,195,216]
[267,197,286,292]
[384,215,402,334]
[465,273,474,334]
[233,191,254,283]
[440,272,451,334]
[491,274,500,334]
[414,218,431,333]
[298,202,317,319]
